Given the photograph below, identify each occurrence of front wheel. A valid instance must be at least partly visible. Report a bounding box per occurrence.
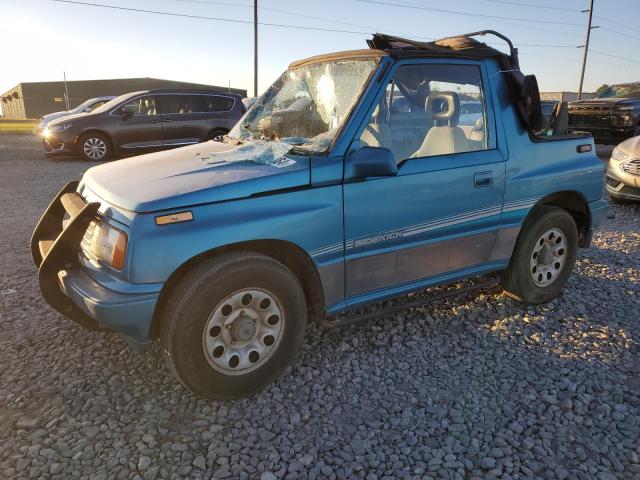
[160,252,307,399]
[501,206,578,304]
[79,132,111,161]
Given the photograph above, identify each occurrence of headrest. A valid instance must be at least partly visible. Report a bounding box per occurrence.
[425,91,460,125]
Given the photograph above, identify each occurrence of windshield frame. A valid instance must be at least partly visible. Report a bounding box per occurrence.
[228,54,383,156]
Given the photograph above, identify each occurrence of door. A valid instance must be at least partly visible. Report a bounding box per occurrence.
[158,94,208,147]
[344,61,506,299]
[112,95,163,151]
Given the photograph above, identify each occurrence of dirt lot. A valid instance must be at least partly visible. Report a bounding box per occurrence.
[0,133,639,480]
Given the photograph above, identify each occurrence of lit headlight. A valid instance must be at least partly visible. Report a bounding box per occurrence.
[46,123,72,135]
[611,146,632,163]
[81,220,128,270]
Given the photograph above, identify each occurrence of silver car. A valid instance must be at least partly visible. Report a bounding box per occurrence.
[36,96,115,133]
[607,135,640,203]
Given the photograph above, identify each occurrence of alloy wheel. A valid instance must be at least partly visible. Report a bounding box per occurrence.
[83,137,107,160]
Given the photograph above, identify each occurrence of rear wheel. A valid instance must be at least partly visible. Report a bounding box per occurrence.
[501,206,578,304]
[79,132,111,161]
[161,252,307,399]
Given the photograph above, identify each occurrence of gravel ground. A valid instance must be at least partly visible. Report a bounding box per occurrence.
[0,133,639,480]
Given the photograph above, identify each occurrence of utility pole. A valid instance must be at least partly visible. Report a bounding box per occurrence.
[254,0,258,97]
[63,71,70,110]
[577,0,596,100]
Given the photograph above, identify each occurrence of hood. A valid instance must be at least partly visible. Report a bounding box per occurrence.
[48,111,97,125]
[617,134,640,156]
[41,110,72,121]
[80,141,311,213]
[570,97,638,108]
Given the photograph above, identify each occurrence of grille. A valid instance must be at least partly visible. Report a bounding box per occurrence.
[622,159,640,176]
[568,112,611,127]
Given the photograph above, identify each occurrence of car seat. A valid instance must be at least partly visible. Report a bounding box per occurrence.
[412,91,468,157]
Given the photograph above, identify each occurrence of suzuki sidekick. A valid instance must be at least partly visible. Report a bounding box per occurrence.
[32,32,608,399]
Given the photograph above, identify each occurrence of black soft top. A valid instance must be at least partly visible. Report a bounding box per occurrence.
[367,31,520,70]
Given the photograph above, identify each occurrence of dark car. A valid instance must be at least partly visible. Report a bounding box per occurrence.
[568,83,640,144]
[42,89,245,161]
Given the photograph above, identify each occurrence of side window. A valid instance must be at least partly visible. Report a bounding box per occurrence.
[161,95,199,114]
[198,96,235,113]
[359,64,489,163]
[88,100,106,112]
[121,96,157,116]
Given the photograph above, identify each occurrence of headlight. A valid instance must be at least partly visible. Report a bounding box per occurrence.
[49,123,72,133]
[611,146,632,162]
[611,114,633,126]
[81,220,128,270]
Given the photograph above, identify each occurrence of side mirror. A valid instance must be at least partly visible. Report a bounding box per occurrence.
[83,107,91,113]
[347,146,398,178]
[119,108,134,120]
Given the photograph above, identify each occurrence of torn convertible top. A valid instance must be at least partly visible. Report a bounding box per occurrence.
[367,31,544,131]
[367,31,520,70]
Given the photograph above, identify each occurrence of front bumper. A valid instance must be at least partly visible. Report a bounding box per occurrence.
[42,133,76,155]
[606,170,640,201]
[31,181,158,351]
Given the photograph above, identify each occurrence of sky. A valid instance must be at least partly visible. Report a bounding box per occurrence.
[1,0,639,102]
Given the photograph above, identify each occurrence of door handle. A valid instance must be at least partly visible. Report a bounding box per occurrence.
[150,119,160,124]
[161,119,173,123]
[474,172,492,187]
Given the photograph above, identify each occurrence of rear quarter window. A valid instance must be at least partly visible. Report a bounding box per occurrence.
[198,96,235,113]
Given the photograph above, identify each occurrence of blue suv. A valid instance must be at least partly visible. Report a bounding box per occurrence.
[32,32,608,399]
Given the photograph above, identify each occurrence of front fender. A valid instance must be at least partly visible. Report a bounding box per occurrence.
[127,185,344,285]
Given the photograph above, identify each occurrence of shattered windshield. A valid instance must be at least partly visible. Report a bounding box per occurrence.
[228,58,379,154]
[594,84,640,99]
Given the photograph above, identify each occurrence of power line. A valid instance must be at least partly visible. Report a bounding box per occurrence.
[51,0,373,35]
[52,0,582,49]
[473,0,580,12]
[397,0,580,13]
[164,0,581,46]
[598,26,640,43]
[164,0,394,33]
[590,49,640,66]
[594,15,637,34]
[354,0,585,26]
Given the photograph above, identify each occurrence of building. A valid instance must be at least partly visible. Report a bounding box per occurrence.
[0,78,247,119]
[540,91,594,103]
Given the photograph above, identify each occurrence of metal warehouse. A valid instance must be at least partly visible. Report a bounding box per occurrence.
[0,78,247,120]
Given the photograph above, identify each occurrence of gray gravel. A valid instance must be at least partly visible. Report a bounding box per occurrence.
[1,133,639,480]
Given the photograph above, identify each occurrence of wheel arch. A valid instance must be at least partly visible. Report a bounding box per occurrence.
[149,239,326,339]
[528,190,590,247]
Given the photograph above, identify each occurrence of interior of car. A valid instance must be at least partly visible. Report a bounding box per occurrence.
[360,64,488,163]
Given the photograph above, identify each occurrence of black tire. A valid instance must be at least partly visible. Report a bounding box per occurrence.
[207,129,228,142]
[501,206,578,304]
[78,132,112,162]
[160,252,307,400]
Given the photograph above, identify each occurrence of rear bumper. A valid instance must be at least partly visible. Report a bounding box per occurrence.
[31,181,158,352]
